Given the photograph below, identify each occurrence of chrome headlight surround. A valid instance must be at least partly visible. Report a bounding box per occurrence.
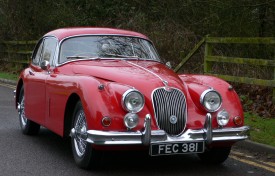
[122,89,145,113]
[200,89,222,112]
[124,113,139,129]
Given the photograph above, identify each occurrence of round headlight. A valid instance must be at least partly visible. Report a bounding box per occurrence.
[122,89,145,113]
[200,89,222,112]
[217,109,229,126]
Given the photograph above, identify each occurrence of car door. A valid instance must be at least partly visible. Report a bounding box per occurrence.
[25,37,57,125]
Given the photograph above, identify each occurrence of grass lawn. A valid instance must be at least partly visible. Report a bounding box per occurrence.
[0,72,18,81]
[244,112,275,147]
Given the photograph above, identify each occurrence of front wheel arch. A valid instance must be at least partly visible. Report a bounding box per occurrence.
[71,100,101,169]
[64,93,80,137]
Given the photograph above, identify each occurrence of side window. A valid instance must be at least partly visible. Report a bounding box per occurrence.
[41,37,58,66]
[32,40,44,66]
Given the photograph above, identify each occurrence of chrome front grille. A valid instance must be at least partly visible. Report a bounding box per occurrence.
[152,88,187,136]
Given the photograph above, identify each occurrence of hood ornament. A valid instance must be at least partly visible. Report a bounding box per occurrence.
[163,80,172,92]
[163,80,168,86]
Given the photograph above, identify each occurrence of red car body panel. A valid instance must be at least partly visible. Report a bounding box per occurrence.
[20,58,243,135]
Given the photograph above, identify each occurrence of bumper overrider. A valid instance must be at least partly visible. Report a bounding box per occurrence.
[70,113,249,146]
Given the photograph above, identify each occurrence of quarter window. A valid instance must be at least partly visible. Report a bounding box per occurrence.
[41,37,58,66]
[32,40,44,65]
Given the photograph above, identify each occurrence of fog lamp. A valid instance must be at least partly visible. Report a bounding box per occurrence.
[124,113,139,129]
[217,109,229,126]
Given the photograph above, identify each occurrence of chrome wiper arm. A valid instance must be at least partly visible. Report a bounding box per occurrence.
[66,55,89,59]
[66,56,101,60]
[104,53,139,59]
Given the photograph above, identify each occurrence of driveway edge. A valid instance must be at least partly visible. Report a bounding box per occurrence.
[235,139,275,155]
[0,78,17,86]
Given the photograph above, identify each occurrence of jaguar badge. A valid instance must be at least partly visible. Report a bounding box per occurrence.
[169,115,178,124]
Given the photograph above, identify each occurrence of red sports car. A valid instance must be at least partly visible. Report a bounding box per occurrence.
[15,27,249,169]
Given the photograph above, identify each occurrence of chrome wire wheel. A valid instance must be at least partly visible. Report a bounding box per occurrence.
[18,87,40,135]
[73,110,88,157]
[71,101,101,170]
[19,95,27,127]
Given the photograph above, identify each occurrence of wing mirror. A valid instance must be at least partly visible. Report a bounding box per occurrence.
[165,61,172,69]
[41,60,50,71]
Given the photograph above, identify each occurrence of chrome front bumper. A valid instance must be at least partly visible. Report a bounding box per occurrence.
[70,113,250,146]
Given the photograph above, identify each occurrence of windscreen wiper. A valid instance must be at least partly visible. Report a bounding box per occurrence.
[104,53,140,59]
[66,56,101,60]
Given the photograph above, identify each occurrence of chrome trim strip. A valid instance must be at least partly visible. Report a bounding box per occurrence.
[200,89,222,112]
[141,114,152,146]
[204,113,212,144]
[126,61,167,86]
[84,126,250,145]
[73,114,250,146]
[121,89,145,113]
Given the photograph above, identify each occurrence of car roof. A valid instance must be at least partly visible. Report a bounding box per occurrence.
[44,27,149,41]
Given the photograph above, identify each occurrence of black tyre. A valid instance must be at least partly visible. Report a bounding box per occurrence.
[197,147,231,164]
[18,87,40,135]
[71,101,101,170]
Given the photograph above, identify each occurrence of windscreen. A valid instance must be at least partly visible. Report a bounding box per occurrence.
[59,36,160,63]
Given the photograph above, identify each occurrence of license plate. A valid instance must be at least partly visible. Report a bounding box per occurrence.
[150,142,204,156]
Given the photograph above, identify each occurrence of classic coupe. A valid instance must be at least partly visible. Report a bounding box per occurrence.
[15,27,249,169]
